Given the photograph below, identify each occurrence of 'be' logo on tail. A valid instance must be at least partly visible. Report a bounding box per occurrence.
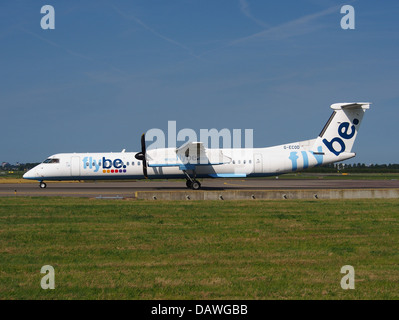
[322,119,359,156]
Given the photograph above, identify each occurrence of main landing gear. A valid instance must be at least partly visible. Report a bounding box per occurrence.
[186,179,201,190]
[183,170,201,190]
[39,181,47,189]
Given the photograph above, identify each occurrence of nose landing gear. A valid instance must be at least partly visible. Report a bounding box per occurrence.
[39,181,47,189]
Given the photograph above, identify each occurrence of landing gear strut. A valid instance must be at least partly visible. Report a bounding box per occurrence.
[39,181,47,189]
[183,170,201,190]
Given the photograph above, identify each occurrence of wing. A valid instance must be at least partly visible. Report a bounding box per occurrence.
[176,141,207,165]
[176,141,231,166]
[147,141,231,170]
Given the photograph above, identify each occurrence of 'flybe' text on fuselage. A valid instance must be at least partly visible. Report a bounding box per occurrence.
[82,157,127,173]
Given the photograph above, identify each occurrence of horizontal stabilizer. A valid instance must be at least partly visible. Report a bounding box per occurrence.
[331,102,371,110]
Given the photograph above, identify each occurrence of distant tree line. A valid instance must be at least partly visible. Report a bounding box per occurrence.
[305,163,399,173]
[0,163,40,171]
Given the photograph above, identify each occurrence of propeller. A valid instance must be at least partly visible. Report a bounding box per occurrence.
[135,133,148,178]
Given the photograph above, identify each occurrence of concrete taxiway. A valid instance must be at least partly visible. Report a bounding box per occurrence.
[1,178,399,199]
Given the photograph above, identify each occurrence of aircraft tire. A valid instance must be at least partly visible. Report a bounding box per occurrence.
[191,180,201,190]
[39,182,47,189]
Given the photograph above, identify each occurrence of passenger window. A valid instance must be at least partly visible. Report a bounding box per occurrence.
[138,161,141,166]
[127,162,129,166]
[233,160,235,164]
[249,160,252,164]
[243,160,246,164]
[238,160,241,164]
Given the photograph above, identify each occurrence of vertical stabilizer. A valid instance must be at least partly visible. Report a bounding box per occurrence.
[312,102,370,161]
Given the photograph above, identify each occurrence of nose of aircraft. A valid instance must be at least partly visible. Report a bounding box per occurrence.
[23,169,35,179]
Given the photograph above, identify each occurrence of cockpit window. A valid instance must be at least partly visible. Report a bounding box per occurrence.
[43,158,59,164]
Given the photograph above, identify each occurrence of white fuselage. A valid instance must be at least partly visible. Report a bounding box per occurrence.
[23,102,369,184]
[22,140,353,181]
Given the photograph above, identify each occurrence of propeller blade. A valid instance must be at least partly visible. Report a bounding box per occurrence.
[141,133,146,155]
[138,133,147,178]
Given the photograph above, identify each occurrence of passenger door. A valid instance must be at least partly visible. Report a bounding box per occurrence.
[253,153,263,173]
[71,156,80,176]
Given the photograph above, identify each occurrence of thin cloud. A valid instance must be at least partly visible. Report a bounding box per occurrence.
[239,0,270,28]
[231,4,341,45]
[20,27,125,75]
[110,3,202,61]
[197,4,342,59]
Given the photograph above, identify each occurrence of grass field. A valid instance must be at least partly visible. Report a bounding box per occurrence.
[0,197,398,300]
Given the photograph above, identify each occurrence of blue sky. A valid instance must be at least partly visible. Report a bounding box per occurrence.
[1,0,398,164]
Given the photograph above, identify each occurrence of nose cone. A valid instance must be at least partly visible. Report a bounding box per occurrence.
[23,169,35,180]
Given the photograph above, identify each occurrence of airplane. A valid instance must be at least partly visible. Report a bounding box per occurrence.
[23,102,370,190]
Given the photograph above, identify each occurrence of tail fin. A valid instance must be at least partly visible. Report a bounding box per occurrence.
[312,102,370,161]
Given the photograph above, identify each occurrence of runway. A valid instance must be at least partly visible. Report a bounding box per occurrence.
[1,178,399,198]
